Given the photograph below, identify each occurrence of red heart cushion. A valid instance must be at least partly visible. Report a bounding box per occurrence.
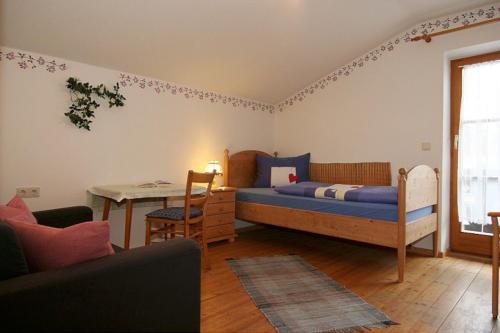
[288,173,298,183]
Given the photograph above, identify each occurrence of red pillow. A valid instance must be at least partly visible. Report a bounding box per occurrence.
[6,219,114,272]
[0,196,37,224]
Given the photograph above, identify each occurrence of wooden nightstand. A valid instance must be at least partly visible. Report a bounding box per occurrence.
[206,187,236,243]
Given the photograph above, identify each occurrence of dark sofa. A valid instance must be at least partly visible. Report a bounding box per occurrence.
[0,206,201,332]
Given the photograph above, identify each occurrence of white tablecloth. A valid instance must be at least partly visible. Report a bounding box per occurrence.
[88,184,206,202]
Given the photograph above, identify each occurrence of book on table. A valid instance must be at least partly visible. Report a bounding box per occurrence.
[136,180,172,188]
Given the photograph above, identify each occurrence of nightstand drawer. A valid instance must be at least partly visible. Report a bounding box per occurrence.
[206,224,234,240]
[205,212,234,227]
[207,202,234,215]
[210,191,235,203]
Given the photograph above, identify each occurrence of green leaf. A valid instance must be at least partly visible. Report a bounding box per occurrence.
[65,77,125,130]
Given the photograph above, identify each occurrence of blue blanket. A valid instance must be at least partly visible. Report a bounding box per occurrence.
[274,182,398,205]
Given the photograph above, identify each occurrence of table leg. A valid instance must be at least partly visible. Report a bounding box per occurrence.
[124,199,133,250]
[102,198,111,220]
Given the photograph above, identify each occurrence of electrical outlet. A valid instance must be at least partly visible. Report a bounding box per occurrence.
[16,187,40,198]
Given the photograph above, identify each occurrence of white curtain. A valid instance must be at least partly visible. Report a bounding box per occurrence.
[458,59,500,232]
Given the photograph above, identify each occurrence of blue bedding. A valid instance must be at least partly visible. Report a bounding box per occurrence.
[275,181,398,204]
[237,188,432,222]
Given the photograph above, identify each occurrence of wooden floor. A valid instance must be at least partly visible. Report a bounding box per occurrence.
[202,226,498,333]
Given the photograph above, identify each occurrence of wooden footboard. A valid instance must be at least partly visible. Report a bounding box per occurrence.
[397,165,440,282]
[405,214,438,245]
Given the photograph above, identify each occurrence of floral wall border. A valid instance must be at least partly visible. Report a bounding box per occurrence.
[118,73,275,114]
[276,3,500,112]
[1,2,498,115]
[0,50,67,72]
[0,47,275,114]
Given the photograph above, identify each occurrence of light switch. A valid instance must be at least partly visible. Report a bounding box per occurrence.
[421,142,431,151]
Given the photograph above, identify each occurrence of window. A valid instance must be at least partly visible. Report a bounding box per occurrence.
[450,51,500,256]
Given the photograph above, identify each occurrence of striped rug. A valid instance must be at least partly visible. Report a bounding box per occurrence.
[227,255,397,333]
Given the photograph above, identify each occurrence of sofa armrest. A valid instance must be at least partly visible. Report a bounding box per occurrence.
[0,239,201,332]
[33,206,94,228]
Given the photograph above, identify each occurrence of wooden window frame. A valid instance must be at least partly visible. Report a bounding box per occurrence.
[450,50,500,256]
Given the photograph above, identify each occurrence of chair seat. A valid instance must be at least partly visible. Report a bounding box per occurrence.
[146,207,203,221]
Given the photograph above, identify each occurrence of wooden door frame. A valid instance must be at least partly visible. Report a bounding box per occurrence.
[450,50,500,256]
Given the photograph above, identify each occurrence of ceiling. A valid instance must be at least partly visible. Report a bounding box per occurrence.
[0,0,496,104]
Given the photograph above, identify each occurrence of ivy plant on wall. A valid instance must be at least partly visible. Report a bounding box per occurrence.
[65,77,126,130]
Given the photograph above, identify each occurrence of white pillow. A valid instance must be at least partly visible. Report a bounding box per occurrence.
[271,167,297,187]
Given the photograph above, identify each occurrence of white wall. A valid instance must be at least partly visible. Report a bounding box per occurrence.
[274,23,500,250]
[0,48,274,248]
[2,18,500,252]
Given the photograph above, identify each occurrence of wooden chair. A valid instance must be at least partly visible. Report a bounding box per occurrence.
[145,170,215,269]
[490,212,500,319]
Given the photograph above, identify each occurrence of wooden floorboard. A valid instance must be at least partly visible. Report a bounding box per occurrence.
[201,226,495,333]
[437,264,494,333]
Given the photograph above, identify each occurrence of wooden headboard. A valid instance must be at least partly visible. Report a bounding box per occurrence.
[224,149,391,187]
[223,149,274,188]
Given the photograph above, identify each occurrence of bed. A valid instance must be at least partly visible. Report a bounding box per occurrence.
[223,149,440,282]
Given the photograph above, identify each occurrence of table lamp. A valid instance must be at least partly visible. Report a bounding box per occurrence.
[205,161,223,187]
[205,161,222,174]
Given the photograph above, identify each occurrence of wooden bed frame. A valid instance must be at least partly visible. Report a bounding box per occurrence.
[223,149,440,282]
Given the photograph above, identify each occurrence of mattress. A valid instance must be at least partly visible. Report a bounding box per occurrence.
[236,188,432,222]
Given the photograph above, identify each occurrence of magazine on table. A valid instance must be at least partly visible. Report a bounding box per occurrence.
[136,180,172,188]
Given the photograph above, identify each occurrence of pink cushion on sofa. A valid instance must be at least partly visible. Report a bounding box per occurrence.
[6,220,114,272]
[0,196,37,224]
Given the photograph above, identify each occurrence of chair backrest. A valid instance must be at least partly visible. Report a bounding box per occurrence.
[184,170,215,222]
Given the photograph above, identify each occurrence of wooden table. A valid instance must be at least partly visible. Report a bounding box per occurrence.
[89,184,206,249]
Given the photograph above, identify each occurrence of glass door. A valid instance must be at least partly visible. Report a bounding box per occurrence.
[450,51,500,256]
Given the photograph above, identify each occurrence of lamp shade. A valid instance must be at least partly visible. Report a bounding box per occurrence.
[205,161,222,174]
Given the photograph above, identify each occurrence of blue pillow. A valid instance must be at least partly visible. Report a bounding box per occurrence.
[254,153,310,187]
